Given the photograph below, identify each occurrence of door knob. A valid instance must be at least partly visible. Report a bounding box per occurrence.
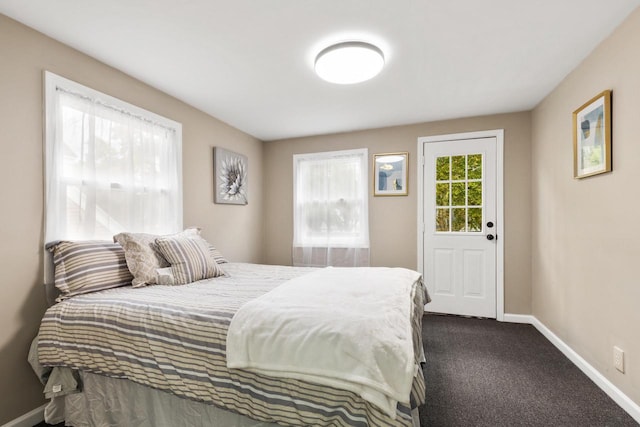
[486,234,495,241]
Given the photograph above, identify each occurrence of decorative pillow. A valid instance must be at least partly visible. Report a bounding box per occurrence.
[171,232,229,264]
[155,261,228,286]
[114,228,200,287]
[189,234,228,264]
[209,245,228,264]
[154,235,226,285]
[49,241,133,301]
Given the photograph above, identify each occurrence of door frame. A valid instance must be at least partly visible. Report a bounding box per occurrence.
[417,129,505,321]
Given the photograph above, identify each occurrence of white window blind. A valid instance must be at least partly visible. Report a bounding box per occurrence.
[44,72,183,242]
[293,149,369,267]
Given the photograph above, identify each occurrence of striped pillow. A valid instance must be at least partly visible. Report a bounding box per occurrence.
[49,241,133,301]
[209,245,228,264]
[191,234,228,264]
[154,236,225,285]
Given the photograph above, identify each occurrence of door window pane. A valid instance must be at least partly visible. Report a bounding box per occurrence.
[436,156,450,181]
[451,183,466,206]
[451,156,466,180]
[452,208,466,232]
[467,154,482,179]
[436,183,450,206]
[467,182,482,206]
[468,208,482,232]
[433,153,484,233]
[436,208,450,232]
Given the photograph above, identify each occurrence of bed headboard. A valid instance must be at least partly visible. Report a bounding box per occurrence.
[44,242,60,306]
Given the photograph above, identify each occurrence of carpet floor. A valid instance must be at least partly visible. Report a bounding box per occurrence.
[33,314,638,426]
[419,314,638,426]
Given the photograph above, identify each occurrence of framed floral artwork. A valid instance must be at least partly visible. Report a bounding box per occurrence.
[573,90,612,179]
[214,147,248,204]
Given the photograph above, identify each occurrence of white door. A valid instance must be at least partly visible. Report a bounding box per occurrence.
[423,137,497,318]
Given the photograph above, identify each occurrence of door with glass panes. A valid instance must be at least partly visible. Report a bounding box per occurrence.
[423,137,497,318]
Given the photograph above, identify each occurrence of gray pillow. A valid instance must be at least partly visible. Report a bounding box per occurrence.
[49,240,133,301]
[154,235,226,285]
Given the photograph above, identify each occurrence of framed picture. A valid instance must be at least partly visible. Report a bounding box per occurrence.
[373,152,408,196]
[573,90,612,179]
[213,147,248,204]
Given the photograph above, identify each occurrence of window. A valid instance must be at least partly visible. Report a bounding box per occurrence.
[44,72,182,242]
[434,154,483,233]
[293,149,369,267]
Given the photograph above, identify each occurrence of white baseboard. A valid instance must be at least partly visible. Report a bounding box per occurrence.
[503,313,640,424]
[1,404,45,427]
[502,313,534,324]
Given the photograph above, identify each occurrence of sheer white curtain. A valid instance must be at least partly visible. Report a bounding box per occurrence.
[293,149,369,267]
[45,72,182,242]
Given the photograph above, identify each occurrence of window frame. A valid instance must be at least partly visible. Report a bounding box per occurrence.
[292,148,369,248]
[43,71,183,242]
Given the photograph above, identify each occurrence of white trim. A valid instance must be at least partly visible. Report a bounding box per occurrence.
[417,129,505,320]
[502,314,640,424]
[495,130,504,321]
[1,404,45,427]
[502,313,534,324]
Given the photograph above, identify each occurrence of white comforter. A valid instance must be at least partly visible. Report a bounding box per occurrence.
[226,266,422,418]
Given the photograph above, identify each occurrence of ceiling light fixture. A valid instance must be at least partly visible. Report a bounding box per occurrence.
[314,41,385,85]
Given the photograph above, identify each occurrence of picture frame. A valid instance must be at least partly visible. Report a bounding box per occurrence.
[213,147,248,205]
[573,90,612,179]
[373,152,408,196]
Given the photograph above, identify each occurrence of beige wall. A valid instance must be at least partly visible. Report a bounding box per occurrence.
[531,8,640,406]
[263,112,532,314]
[0,15,263,424]
[7,0,639,421]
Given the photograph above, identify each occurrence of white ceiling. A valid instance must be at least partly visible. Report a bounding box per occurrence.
[2,1,639,141]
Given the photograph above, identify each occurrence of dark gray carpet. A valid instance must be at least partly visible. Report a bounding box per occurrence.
[33,314,638,426]
[419,314,638,427]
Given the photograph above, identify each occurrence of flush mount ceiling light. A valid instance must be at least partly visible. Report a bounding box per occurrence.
[314,41,385,84]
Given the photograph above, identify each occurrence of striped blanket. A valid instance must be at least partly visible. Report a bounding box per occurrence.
[38,263,427,427]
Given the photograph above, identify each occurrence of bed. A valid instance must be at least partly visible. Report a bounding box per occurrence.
[32,236,428,427]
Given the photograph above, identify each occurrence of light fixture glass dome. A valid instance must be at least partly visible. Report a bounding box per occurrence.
[314,41,385,85]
